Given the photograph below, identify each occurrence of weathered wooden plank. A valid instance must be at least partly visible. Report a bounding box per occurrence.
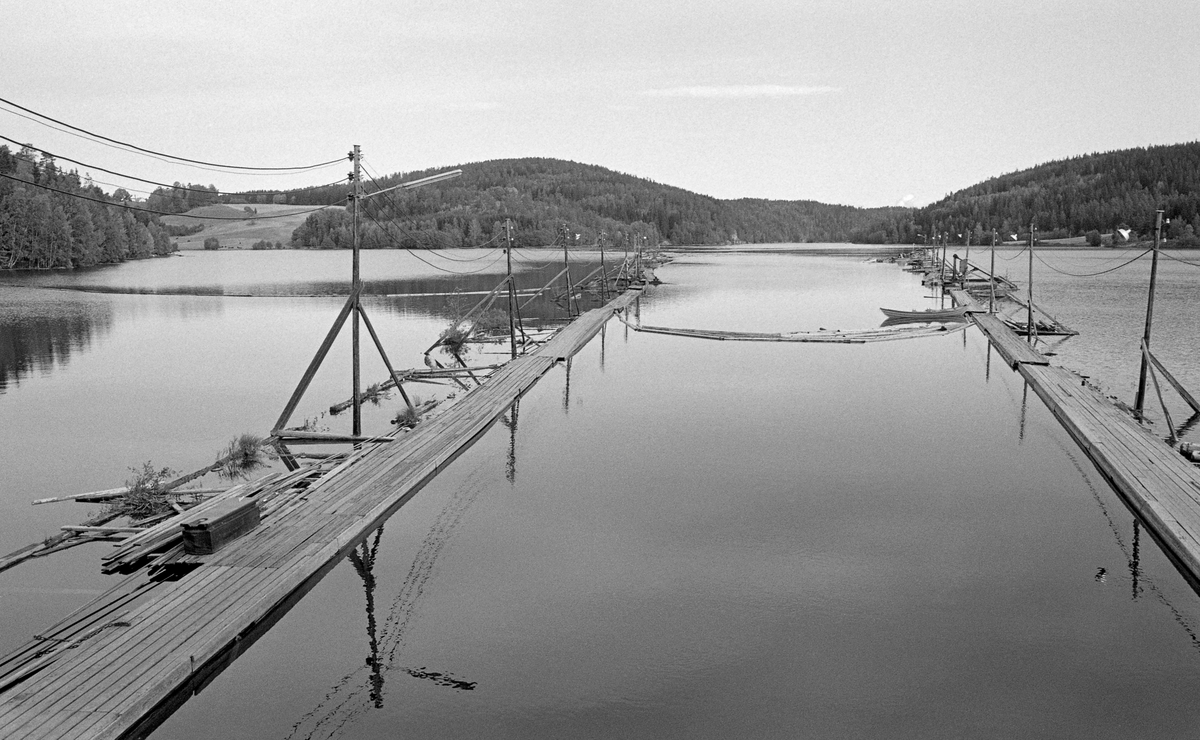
[972,314,1050,367]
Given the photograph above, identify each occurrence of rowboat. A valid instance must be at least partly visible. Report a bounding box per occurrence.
[879,306,969,322]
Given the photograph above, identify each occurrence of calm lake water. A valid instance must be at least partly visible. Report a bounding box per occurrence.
[2,245,1200,738]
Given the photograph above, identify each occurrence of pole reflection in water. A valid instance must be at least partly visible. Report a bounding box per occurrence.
[1132,519,1142,601]
[1053,433,1200,651]
[600,322,606,373]
[985,340,992,383]
[1019,381,1029,443]
[287,471,484,740]
[562,357,572,413]
[501,400,519,484]
[347,528,386,708]
[1176,412,1200,441]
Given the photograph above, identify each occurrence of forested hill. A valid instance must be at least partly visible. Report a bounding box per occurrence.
[0,145,175,269]
[253,158,907,248]
[853,141,1200,245]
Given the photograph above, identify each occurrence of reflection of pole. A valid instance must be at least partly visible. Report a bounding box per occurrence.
[600,322,606,372]
[1131,518,1141,600]
[562,358,572,412]
[505,400,519,484]
[347,528,385,708]
[352,145,362,437]
[1135,210,1164,416]
[985,340,992,382]
[1019,380,1029,442]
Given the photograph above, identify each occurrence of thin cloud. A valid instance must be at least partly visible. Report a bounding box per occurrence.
[641,84,840,99]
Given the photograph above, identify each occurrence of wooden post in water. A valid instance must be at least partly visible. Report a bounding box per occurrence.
[963,231,970,287]
[561,224,574,318]
[506,218,517,359]
[598,231,608,301]
[989,229,997,314]
[1026,221,1035,344]
[1135,209,1165,416]
[939,232,946,285]
[351,145,363,437]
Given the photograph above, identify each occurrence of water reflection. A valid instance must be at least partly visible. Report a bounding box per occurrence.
[501,400,519,484]
[1019,381,1029,443]
[347,528,386,708]
[288,468,486,739]
[1176,412,1200,440]
[1053,433,1200,652]
[562,358,572,413]
[1132,519,1142,601]
[0,290,113,392]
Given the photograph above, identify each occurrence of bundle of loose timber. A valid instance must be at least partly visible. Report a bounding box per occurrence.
[99,460,346,574]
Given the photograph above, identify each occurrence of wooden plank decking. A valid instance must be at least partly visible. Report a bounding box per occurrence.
[0,290,642,740]
[970,314,1050,368]
[971,316,1200,585]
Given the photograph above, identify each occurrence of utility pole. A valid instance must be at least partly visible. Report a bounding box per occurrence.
[1135,209,1165,415]
[636,235,643,282]
[939,232,946,285]
[561,224,574,318]
[989,229,997,314]
[272,158,460,446]
[505,218,517,359]
[963,231,970,287]
[1026,220,1035,344]
[598,232,608,301]
[351,144,362,436]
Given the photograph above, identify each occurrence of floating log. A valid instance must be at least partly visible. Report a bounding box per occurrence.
[274,430,398,444]
[32,487,228,506]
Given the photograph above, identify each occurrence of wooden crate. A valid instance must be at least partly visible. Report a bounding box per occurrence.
[181,498,261,555]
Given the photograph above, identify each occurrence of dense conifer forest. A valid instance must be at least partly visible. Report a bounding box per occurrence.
[0,146,175,269]
[274,158,908,248]
[853,142,1200,246]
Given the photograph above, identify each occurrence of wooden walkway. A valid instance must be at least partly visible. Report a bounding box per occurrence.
[0,290,642,740]
[969,314,1200,586]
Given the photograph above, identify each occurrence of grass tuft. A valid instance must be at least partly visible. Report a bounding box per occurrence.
[105,462,178,519]
[218,434,268,480]
[393,395,423,428]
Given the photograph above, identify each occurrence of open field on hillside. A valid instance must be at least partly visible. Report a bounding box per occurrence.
[162,203,343,250]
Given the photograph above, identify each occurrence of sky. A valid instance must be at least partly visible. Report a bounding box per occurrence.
[2,0,1198,208]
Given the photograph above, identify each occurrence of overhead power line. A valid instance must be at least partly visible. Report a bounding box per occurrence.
[1033,247,1151,277]
[0,171,335,221]
[361,209,507,275]
[359,165,504,259]
[1160,249,1200,269]
[3,135,346,198]
[0,96,344,172]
